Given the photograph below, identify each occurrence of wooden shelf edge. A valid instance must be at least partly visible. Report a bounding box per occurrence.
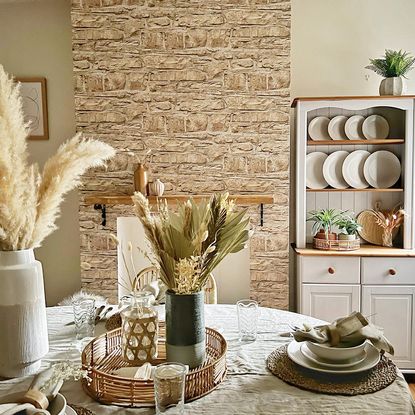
[306,188,403,193]
[307,139,404,145]
[292,243,415,257]
[84,194,274,206]
[291,95,415,108]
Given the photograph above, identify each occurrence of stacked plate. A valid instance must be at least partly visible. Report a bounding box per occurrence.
[287,340,380,374]
[308,114,390,141]
[306,150,401,189]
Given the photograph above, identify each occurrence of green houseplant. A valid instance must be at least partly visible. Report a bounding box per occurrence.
[132,192,251,368]
[366,49,415,95]
[336,216,362,241]
[307,209,343,240]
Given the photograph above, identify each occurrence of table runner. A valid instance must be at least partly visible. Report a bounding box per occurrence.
[0,305,413,414]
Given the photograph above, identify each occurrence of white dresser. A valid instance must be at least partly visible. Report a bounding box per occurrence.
[293,96,415,371]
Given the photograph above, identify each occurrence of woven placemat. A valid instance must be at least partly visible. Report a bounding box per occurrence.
[266,344,397,395]
[69,403,96,415]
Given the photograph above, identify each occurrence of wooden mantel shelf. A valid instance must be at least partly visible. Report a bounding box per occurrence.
[85,194,274,227]
[85,194,274,206]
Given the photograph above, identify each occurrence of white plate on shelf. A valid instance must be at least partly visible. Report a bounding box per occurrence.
[306,152,328,189]
[362,115,390,140]
[322,151,349,189]
[300,343,367,369]
[308,116,331,141]
[342,150,370,189]
[363,150,401,188]
[328,115,348,140]
[345,115,365,140]
[287,341,380,374]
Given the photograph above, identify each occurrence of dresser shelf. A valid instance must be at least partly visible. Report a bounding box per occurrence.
[306,188,403,193]
[293,243,415,257]
[307,139,404,146]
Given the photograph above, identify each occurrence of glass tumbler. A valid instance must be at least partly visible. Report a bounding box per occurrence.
[237,299,259,342]
[72,298,95,340]
[154,362,187,414]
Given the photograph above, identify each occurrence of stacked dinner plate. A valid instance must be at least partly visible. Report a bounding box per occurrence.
[308,114,390,141]
[306,150,401,189]
[286,340,380,375]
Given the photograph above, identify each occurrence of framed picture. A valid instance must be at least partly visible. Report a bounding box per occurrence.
[16,77,49,140]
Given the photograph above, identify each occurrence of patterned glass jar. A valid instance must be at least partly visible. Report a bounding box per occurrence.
[121,292,158,364]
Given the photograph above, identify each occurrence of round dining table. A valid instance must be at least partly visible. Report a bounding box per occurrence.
[0,305,414,414]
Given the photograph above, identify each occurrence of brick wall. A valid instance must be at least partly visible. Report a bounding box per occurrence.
[71,0,290,308]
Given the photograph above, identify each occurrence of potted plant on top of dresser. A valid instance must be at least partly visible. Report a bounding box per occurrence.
[0,66,115,378]
[366,49,415,96]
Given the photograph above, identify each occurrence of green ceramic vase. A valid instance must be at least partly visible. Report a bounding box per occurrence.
[165,290,205,369]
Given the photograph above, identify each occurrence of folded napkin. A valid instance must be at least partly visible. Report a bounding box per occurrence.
[293,311,394,355]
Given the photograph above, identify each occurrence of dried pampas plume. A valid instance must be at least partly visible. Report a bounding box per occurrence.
[0,65,116,250]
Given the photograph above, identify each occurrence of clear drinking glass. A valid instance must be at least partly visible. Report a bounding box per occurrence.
[154,362,187,415]
[237,299,259,342]
[72,298,95,340]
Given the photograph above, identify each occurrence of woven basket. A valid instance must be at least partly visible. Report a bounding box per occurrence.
[313,238,360,251]
[81,324,227,407]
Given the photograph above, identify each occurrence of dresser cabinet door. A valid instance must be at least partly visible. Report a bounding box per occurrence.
[301,284,360,323]
[362,286,415,369]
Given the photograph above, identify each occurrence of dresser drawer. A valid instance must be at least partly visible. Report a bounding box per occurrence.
[362,257,415,285]
[298,256,360,284]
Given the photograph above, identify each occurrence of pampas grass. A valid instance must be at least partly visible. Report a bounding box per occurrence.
[0,65,116,250]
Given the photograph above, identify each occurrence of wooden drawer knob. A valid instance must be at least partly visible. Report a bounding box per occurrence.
[328,267,335,275]
[389,268,397,276]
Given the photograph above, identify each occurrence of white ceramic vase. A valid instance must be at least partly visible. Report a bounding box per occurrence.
[148,179,165,196]
[0,249,49,378]
[379,77,406,96]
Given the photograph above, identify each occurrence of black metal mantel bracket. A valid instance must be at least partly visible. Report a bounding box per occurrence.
[94,204,107,226]
[93,202,265,227]
[260,203,264,227]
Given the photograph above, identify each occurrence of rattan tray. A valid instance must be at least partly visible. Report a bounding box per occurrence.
[313,238,360,251]
[81,324,227,407]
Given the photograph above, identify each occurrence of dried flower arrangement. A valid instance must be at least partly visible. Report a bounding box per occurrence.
[0,66,115,250]
[132,192,251,294]
[371,206,406,247]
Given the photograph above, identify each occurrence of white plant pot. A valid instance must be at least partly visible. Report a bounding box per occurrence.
[0,249,49,378]
[379,77,406,96]
[338,234,356,241]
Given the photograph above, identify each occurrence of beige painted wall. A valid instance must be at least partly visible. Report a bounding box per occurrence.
[0,0,80,305]
[291,0,415,97]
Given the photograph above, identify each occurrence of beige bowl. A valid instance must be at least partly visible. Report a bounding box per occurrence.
[306,340,367,362]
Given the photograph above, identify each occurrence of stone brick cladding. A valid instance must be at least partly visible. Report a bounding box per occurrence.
[71,0,290,308]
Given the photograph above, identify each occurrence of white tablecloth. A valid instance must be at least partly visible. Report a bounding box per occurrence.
[0,305,414,414]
